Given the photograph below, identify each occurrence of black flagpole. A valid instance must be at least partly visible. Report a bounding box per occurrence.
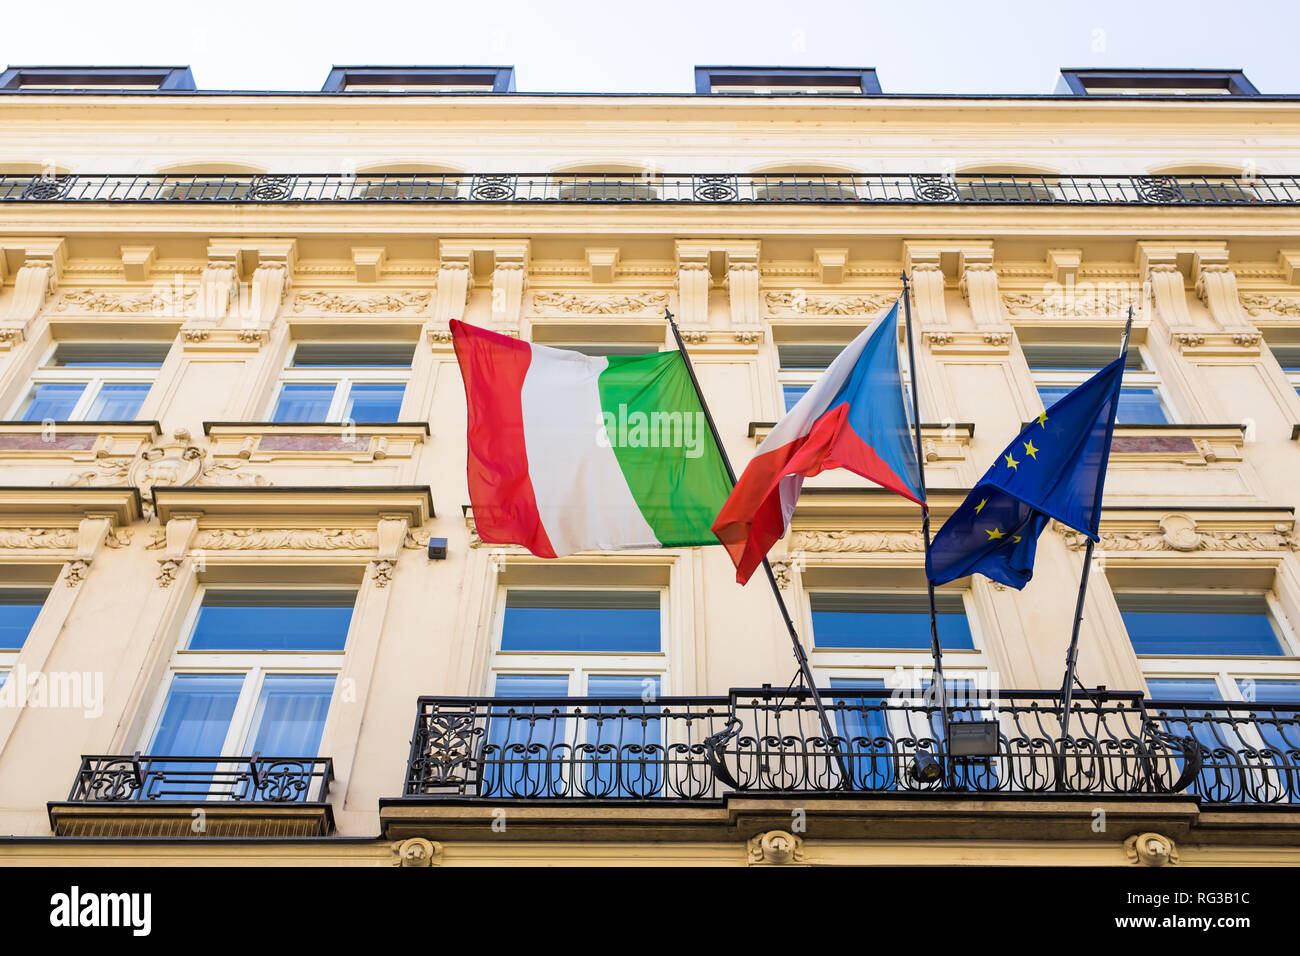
[1057,304,1135,781]
[664,308,854,788]
[900,273,951,778]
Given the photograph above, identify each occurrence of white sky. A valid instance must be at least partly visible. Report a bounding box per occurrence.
[3,0,1299,95]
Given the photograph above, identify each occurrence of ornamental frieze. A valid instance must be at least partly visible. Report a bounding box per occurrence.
[291,290,433,314]
[1001,290,1135,317]
[763,292,896,315]
[530,291,669,314]
[1239,294,1300,317]
[788,529,926,552]
[1054,514,1297,552]
[56,288,197,315]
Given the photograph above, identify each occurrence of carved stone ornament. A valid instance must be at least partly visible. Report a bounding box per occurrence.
[59,428,268,516]
[1240,294,1300,317]
[789,529,926,553]
[531,291,669,314]
[370,559,396,587]
[747,830,804,865]
[1125,832,1178,867]
[678,329,709,344]
[391,837,443,867]
[734,330,763,345]
[57,287,197,316]
[1055,513,1297,553]
[156,559,181,588]
[925,331,954,346]
[769,560,794,590]
[147,527,379,551]
[1002,288,1135,317]
[293,290,432,314]
[64,559,90,588]
[0,529,76,549]
[763,291,896,315]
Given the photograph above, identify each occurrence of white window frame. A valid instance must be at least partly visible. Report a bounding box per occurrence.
[11,342,161,421]
[1026,344,1175,423]
[806,587,990,689]
[487,585,670,697]
[139,585,355,758]
[1122,588,1300,697]
[266,343,411,423]
[0,584,49,675]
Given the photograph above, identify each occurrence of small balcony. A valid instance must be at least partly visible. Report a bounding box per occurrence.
[49,753,334,837]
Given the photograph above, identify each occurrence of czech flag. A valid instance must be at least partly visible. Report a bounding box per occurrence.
[712,302,926,584]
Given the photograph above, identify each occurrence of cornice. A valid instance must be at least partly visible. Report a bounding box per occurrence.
[0,486,142,526]
[150,485,433,526]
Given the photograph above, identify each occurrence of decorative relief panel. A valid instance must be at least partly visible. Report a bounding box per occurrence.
[1055,513,1296,552]
[763,292,896,315]
[531,291,669,314]
[291,290,432,314]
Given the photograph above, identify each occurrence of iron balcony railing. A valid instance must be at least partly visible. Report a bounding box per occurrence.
[402,687,1300,805]
[3,172,1299,205]
[67,752,333,804]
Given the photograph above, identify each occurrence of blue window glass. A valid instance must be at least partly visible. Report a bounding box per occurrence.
[830,678,895,789]
[247,674,335,756]
[344,383,405,422]
[0,588,47,650]
[1235,679,1300,764]
[0,671,6,690]
[1238,679,1300,704]
[811,592,974,650]
[1146,678,1223,701]
[1036,385,1168,425]
[86,382,150,420]
[271,383,336,423]
[584,675,662,797]
[148,673,243,798]
[1145,678,1234,799]
[783,385,810,411]
[188,590,355,652]
[486,674,570,797]
[500,590,660,653]
[1119,594,1287,657]
[20,383,84,421]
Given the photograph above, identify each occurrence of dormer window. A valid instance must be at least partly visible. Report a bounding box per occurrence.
[1057,69,1259,97]
[0,66,195,91]
[321,66,515,93]
[695,67,881,95]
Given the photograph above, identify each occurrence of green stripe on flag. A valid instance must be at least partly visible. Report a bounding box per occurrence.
[596,352,732,547]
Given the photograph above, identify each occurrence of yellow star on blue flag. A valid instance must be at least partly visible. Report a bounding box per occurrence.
[926,354,1127,589]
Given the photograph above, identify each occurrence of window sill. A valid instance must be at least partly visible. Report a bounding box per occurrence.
[1017,422,1245,465]
[203,421,428,463]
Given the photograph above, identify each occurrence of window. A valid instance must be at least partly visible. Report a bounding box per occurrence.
[142,588,354,797]
[695,67,881,96]
[810,591,975,650]
[777,343,854,412]
[14,343,168,421]
[1057,69,1259,97]
[0,586,47,686]
[1121,591,1300,705]
[1023,343,1170,424]
[553,166,658,201]
[1269,345,1300,395]
[269,343,413,423]
[487,588,666,798]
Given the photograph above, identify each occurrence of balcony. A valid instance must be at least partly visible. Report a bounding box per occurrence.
[48,753,334,837]
[3,172,1298,205]
[396,686,1300,803]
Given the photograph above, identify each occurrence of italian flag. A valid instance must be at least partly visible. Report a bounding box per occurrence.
[451,320,732,558]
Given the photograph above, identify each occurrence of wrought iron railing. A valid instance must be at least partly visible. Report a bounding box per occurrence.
[3,173,1299,205]
[68,753,333,803]
[402,687,1299,805]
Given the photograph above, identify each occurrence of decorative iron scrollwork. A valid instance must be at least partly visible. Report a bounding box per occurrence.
[470,175,516,200]
[693,175,738,201]
[21,175,71,200]
[911,175,960,202]
[247,175,295,200]
[1133,176,1182,202]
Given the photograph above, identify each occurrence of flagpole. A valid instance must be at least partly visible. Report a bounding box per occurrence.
[901,273,951,778]
[1057,304,1135,784]
[664,308,854,788]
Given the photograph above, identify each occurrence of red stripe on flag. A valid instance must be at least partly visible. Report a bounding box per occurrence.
[450,320,557,558]
[713,403,923,584]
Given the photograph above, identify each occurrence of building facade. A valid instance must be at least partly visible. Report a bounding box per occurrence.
[0,64,1297,865]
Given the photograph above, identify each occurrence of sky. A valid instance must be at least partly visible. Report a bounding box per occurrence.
[2,0,1299,95]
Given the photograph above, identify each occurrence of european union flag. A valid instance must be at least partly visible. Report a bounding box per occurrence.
[926,354,1126,589]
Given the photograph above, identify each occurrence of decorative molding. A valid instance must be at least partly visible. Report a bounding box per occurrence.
[167,528,379,551]
[1240,294,1300,318]
[1056,513,1296,553]
[0,528,76,549]
[733,330,763,345]
[678,329,709,344]
[57,287,196,315]
[531,291,669,315]
[60,428,268,516]
[63,559,89,588]
[1125,832,1178,867]
[789,529,926,553]
[763,291,896,315]
[391,837,443,867]
[291,290,432,314]
[1001,289,1135,317]
[156,558,181,588]
[747,830,804,866]
[769,560,793,590]
[370,559,396,587]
